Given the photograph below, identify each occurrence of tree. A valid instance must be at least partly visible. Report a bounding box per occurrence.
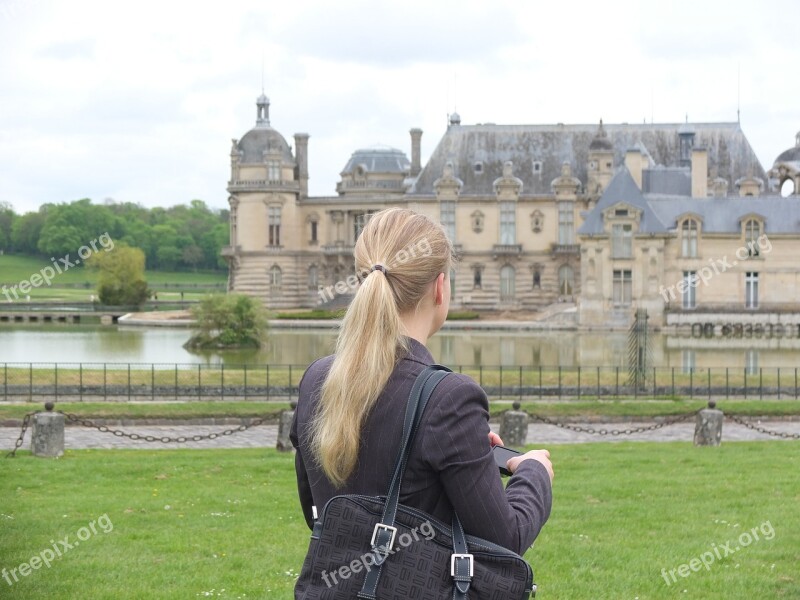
[86,245,149,306]
[11,211,46,255]
[0,202,16,251]
[185,294,268,348]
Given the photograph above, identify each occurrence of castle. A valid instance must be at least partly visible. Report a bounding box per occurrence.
[222,94,800,329]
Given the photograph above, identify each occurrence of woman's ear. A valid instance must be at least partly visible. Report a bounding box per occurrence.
[434,272,445,306]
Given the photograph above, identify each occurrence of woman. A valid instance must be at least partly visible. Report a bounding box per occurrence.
[291,207,553,562]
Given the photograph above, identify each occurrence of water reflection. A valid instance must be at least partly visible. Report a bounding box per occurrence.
[0,324,799,368]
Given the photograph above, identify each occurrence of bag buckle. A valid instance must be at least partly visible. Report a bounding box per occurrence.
[370,523,397,552]
[450,553,474,577]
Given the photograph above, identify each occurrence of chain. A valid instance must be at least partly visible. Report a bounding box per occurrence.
[727,414,800,440]
[5,412,35,458]
[528,410,698,436]
[60,412,269,444]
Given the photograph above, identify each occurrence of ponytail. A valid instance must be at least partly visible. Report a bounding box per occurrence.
[309,208,452,487]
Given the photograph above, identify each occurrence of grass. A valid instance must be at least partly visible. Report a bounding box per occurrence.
[1,442,798,599]
[2,399,800,422]
[0,255,225,301]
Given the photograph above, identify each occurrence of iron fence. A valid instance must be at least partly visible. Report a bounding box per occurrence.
[0,363,798,402]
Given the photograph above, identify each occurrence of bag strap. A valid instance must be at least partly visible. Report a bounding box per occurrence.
[359,364,473,599]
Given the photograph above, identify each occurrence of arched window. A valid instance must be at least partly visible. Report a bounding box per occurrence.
[500,265,515,301]
[558,265,574,296]
[681,219,698,258]
[269,265,282,291]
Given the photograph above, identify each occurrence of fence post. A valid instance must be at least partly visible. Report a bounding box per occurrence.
[479,365,483,387]
[3,363,6,401]
[689,368,693,399]
[103,363,107,400]
[671,367,675,397]
[128,364,131,402]
[795,367,798,399]
[759,368,763,400]
[499,365,503,400]
[615,366,619,398]
[289,365,293,401]
[197,364,201,401]
[55,363,58,400]
[725,367,729,399]
[221,364,225,401]
[653,367,657,398]
[80,364,83,402]
[174,364,178,400]
[744,368,747,399]
[244,364,248,400]
[707,368,711,401]
[266,365,270,401]
[538,366,542,399]
[778,367,781,399]
[558,366,562,399]
[577,366,581,399]
[596,366,600,399]
[29,363,32,399]
[151,364,155,401]
[518,366,522,402]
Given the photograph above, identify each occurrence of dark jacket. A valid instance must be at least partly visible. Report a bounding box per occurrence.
[290,337,552,555]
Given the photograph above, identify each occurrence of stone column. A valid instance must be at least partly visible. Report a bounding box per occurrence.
[499,401,528,447]
[276,402,296,452]
[694,401,723,446]
[31,406,65,457]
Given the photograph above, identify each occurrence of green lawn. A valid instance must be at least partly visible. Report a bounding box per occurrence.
[1,442,798,599]
[0,255,225,301]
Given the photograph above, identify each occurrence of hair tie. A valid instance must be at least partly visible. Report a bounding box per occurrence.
[371,264,387,275]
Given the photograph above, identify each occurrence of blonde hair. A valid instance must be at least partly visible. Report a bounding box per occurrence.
[309,208,453,487]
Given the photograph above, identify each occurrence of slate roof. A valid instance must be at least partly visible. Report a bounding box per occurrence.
[578,168,669,235]
[341,146,411,174]
[238,127,295,164]
[409,121,765,196]
[579,169,800,236]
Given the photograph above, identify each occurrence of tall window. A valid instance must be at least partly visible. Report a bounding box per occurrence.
[558,202,574,244]
[267,161,281,182]
[681,349,696,374]
[500,265,515,301]
[499,202,516,244]
[744,219,760,257]
[354,211,375,241]
[308,265,318,290]
[611,224,632,258]
[558,264,574,296]
[681,219,698,258]
[473,266,482,289]
[745,272,758,309]
[449,268,456,301]
[440,201,456,242]
[269,265,282,290]
[682,271,697,309]
[612,269,632,306]
[268,206,281,247]
[309,220,318,244]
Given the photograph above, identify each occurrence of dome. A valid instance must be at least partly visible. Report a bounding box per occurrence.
[774,132,800,164]
[341,146,411,174]
[589,119,613,151]
[237,127,294,163]
[449,112,461,126]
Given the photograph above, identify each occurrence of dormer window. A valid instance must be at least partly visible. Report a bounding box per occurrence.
[473,162,483,174]
[743,219,762,257]
[532,161,542,175]
[614,209,629,217]
[681,219,699,258]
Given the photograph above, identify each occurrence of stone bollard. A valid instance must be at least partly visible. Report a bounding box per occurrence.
[694,401,723,446]
[31,402,65,458]
[276,401,297,452]
[499,401,528,447]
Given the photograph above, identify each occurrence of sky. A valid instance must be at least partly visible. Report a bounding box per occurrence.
[1,0,798,214]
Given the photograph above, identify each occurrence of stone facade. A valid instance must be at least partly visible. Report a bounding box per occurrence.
[222,94,797,324]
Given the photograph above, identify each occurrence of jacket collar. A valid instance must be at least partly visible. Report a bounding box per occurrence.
[401,336,435,366]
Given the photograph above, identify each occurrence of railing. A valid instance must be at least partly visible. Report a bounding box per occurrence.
[1,363,798,402]
[492,244,523,256]
[552,244,580,254]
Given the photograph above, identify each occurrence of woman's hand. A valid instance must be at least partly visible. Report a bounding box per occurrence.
[507,449,554,483]
[488,431,504,447]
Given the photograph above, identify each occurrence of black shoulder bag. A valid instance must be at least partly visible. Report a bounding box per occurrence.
[294,365,536,599]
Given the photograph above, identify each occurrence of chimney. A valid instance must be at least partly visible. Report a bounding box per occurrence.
[294,133,310,198]
[410,128,423,176]
[624,149,643,190]
[691,148,708,198]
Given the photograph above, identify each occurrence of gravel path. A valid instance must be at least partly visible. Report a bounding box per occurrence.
[3,419,799,451]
